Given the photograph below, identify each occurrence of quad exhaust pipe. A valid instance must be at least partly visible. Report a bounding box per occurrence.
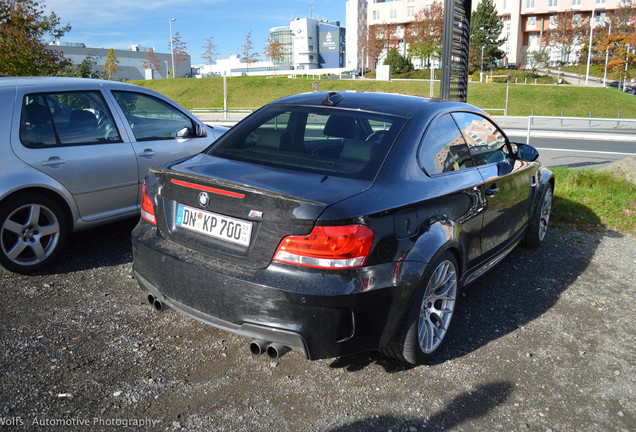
[147,294,167,312]
[249,340,291,360]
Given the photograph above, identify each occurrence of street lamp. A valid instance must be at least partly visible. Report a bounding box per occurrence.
[169,18,176,79]
[480,45,485,83]
[584,0,596,87]
[625,44,631,92]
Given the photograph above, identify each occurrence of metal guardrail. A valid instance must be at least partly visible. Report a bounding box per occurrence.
[191,108,254,114]
[526,115,636,144]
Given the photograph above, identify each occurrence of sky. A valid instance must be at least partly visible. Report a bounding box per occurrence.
[43,0,346,65]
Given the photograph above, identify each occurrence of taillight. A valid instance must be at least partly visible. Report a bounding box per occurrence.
[274,225,374,269]
[141,184,156,225]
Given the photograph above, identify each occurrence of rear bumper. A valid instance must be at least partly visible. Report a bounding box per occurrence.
[132,223,425,360]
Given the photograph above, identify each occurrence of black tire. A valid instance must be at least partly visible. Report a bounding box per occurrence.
[0,194,67,274]
[522,184,553,248]
[385,251,459,364]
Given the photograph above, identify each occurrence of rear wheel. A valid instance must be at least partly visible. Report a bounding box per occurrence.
[0,194,67,274]
[386,251,459,364]
[522,184,553,248]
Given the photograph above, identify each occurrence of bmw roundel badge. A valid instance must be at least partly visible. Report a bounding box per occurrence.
[198,192,209,207]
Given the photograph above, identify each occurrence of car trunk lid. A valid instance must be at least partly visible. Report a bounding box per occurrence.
[151,154,374,269]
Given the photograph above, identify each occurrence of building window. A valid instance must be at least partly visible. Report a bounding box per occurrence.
[529,33,538,46]
[595,0,605,5]
[549,15,558,29]
[390,9,397,19]
[373,10,380,21]
[526,0,535,9]
[595,11,607,25]
[571,0,581,7]
[527,16,536,28]
[573,13,582,26]
[407,6,414,17]
[548,0,557,7]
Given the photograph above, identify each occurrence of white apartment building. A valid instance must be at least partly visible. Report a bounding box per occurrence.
[347,0,629,69]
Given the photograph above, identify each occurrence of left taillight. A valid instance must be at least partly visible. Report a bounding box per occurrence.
[273,225,374,269]
[141,184,156,225]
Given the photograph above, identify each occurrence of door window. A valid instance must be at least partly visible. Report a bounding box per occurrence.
[451,112,509,166]
[19,91,121,148]
[112,91,196,141]
[418,114,474,175]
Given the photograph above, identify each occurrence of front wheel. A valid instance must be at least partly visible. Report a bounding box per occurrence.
[386,251,459,364]
[0,194,67,274]
[522,184,553,248]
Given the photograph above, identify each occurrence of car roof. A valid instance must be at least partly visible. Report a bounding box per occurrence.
[0,76,139,90]
[269,91,480,119]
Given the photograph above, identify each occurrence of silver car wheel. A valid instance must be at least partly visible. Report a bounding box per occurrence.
[538,187,553,241]
[418,259,458,354]
[1,203,61,266]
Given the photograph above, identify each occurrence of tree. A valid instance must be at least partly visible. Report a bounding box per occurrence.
[242,30,261,70]
[384,48,414,74]
[0,0,72,76]
[407,2,444,68]
[74,51,102,78]
[544,10,583,65]
[142,48,162,78]
[103,48,120,80]
[470,0,504,68]
[201,37,218,68]
[264,36,285,75]
[171,32,188,77]
[594,32,636,79]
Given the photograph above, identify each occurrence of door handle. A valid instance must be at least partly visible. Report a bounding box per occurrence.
[41,157,66,167]
[485,186,498,197]
[137,149,156,158]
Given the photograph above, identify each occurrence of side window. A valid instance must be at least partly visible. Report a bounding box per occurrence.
[419,114,474,175]
[451,112,508,166]
[112,91,196,141]
[20,91,121,148]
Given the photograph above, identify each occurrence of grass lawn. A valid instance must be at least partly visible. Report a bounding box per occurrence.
[552,167,636,234]
[129,75,636,118]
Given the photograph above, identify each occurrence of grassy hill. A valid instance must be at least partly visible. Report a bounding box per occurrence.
[129,75,636,118]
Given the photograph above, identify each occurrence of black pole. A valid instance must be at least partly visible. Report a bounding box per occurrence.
[440,0,472,102]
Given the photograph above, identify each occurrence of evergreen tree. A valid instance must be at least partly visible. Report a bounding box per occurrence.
[470,0,504,67]
[384,48,414,74]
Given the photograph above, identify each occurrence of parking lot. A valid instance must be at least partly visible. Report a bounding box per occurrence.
[0,216,634,431]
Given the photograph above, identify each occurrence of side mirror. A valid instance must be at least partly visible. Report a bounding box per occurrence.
[517,143,539,162]
[195,123,206,137]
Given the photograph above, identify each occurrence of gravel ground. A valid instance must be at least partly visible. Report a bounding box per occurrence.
[1,218,635,432]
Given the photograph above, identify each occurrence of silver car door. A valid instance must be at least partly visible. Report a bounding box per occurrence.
[11,89,139,222]
[108,90,215,197]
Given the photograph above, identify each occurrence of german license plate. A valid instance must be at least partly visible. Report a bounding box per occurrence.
[176,204,252,247]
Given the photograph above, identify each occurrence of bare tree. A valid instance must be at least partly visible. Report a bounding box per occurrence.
[242,30,261,71]
[142,48,162,78]
[201,37,219,68]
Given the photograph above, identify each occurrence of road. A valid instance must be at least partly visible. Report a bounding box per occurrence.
[504,132,636,168]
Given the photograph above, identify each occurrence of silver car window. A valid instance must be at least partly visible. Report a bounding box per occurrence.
[112,91,196,141]
[19,91,122,148]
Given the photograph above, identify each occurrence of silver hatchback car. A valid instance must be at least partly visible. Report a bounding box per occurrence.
[0,77,227,273]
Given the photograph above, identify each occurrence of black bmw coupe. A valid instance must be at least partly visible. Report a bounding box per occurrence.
[131,91,554,364]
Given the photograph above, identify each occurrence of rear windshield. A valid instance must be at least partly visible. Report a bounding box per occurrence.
[207,105,407,180]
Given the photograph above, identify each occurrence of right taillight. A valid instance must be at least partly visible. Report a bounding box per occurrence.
[273,225,374,269]
[141,184,156,225]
